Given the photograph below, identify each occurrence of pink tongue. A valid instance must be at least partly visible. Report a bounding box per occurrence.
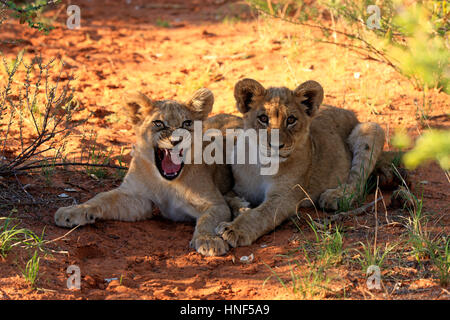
[161,149,181,174]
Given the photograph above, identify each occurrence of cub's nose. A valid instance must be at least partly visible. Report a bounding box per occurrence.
[170,136,183,146]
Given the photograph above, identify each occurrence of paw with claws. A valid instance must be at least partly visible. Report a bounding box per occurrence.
[215,221,253,248]
[190,233,230,257]
[54,205,99,228]
[319,184,357,212]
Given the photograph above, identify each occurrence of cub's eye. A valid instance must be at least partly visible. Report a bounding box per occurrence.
[153,120,165,128]
[182,120,193,128]
[257,114,269,125]
[286,115,297,126]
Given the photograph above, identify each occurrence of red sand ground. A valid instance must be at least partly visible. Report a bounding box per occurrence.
[0,0,448,300]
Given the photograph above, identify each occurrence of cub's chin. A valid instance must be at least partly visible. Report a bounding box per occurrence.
[154,147,184,180]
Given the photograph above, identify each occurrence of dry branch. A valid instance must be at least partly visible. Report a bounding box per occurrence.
[320,196,384,226]
[0,52,87,177]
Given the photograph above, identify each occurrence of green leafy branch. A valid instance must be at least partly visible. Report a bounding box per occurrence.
[0,0,61,33]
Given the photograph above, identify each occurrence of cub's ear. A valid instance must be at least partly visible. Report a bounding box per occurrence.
[234,78,266,114]
[186,88,214,120]
[124,92,156,125]
[294,80,324,116]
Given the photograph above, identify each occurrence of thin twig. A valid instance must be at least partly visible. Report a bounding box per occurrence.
[321,196,384,226]
[250,4,402,72]
[373,177,380,258]
[14,162,128,172]
[42,225,80,245]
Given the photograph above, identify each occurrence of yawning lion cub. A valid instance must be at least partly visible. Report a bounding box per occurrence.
[55,88,240,256]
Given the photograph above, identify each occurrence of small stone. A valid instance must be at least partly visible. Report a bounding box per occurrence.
[240,253,254,263]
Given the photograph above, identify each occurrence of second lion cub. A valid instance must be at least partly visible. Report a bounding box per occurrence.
[216,79,385,248]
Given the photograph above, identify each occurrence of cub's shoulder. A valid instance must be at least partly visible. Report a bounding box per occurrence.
[204,114,243,133]
[311,105,359,138]
[316,105,357,122]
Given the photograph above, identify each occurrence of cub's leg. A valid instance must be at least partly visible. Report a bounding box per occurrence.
[224,190,251,218]
[54,187,154,228]
[191,202,232,256]
[216,188,300,247]
[319,122,385,211]
[373,151,409,189]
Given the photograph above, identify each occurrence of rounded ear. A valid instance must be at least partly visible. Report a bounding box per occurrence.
[186,88,214,119]
[234,78,266,114]
[294,80,324,116]
[124,91,156,125]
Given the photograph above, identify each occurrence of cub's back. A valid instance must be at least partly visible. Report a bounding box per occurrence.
[204,114,243,133]
[307,105,359,199]
[311,105,359,140]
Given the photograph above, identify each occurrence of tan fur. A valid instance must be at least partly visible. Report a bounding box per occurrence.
[216,79,385,248]
[55,89,241,256]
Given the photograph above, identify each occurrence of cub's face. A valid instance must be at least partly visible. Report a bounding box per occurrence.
[125,88,214,180]
[234,79,323,160]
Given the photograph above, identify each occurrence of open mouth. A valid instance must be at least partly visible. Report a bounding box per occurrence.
[155,147,184,180]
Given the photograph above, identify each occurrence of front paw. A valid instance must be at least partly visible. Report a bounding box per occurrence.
[215,222,253,248]
[319,187,354,211]
[376,165,409,190]
[190,234,230,257]
[54,205,98,228]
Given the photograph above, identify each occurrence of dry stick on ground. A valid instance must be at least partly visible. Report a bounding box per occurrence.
[5,225,79,255]
[373,177,380,259]
[42,225,80,245]
[444,170,450,184]
[14,162,128,172]
[318,196,384,227]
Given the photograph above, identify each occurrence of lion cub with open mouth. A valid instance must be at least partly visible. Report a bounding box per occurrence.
[55,88,240,256]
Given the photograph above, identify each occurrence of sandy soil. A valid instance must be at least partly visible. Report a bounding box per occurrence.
[0,0,448,300]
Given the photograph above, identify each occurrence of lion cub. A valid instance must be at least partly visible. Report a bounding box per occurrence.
[55,88,240,256]
[216,79,385,248]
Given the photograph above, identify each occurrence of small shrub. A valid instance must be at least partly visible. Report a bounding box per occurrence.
[155,18,171,28]
[0,216,43,258]
[403,193,449,286]
[21,250,40,287]
[354,240,396,272]
[306,218,346,266]
[0,51,84,178]
[402,130,450,171]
